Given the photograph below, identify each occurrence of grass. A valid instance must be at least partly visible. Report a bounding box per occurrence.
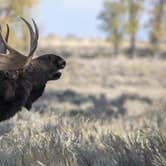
[0,56,165,166]
[0,108,166,166]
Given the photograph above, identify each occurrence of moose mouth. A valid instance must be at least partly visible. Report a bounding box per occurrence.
[50,60,66,80]
[52,71,62,80]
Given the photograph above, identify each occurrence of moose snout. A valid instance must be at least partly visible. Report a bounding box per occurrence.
[57,59,66,69]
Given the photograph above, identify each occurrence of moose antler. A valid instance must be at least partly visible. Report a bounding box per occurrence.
[0,24,9,54]
[20,17,39,66]
[0,18,39,70]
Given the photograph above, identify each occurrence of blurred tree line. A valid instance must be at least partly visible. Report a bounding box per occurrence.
[0,0,38,51]
[99,0,166,57]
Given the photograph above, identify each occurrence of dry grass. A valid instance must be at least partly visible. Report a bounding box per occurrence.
[0,56,165,166]
[0,105,166,166]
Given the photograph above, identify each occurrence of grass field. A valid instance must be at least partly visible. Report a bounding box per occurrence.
[0,56,165,166]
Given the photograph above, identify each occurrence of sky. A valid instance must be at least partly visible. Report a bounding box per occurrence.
[32,0,148,40]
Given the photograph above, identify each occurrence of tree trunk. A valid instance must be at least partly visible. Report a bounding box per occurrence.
[130,33,136,57]
[150,0,165,57]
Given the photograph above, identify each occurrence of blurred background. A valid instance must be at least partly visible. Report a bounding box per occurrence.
[0,0,166,165]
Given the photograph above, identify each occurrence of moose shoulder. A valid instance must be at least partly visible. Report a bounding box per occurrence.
[0,18,66,121]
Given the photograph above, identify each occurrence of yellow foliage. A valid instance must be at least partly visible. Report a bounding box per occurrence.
[0,0,38,50]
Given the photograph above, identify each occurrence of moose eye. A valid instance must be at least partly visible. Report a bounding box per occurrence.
[25,66,33,73]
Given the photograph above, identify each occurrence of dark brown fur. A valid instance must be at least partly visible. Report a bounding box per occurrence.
[0,54,66,121]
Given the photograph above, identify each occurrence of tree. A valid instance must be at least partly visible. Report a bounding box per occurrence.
[0,0,38,51]
[149,0,166,55]
[98,0,126,55]
[125,0,142,56]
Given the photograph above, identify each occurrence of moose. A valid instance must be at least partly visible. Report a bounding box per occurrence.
[0,18,66,121]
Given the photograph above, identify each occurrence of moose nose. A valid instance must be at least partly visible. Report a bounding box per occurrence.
[58,60,66,69]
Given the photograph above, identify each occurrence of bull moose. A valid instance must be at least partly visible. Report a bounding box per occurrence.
[0,18,66,121]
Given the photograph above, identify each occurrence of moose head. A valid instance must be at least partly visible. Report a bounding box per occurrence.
[0,18,66,83]
[0,18,66,121]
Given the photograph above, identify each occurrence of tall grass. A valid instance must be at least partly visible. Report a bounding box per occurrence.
[0,105,165,166]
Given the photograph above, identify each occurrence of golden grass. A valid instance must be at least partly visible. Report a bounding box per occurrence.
[0,56,165,165]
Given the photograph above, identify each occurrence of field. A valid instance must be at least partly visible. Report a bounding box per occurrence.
[0,55,166,166]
